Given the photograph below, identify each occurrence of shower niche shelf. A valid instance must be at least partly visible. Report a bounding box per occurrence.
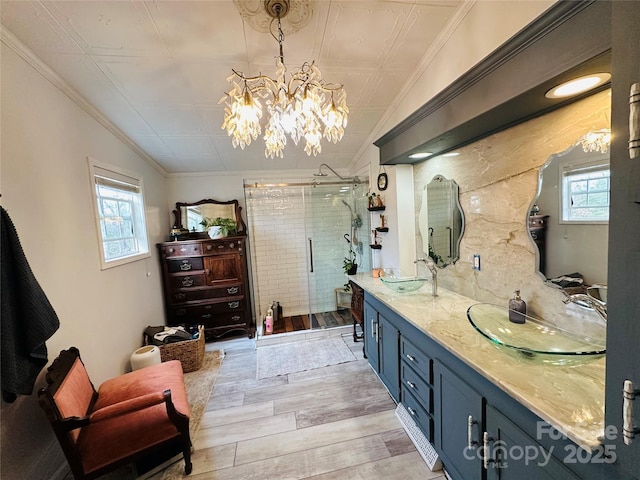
[375,227,389,232]
[368,206,386,212]
[370,244,382,249]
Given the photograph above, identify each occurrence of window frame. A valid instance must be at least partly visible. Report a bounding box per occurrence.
[559,155,610,225]
[88,157,150,270]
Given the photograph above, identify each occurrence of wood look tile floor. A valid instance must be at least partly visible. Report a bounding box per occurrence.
[169,333,446,479]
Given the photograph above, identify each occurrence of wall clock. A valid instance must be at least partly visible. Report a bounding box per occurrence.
[377,172,388,191]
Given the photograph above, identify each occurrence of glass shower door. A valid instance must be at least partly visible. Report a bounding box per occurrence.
[305,182,369,330]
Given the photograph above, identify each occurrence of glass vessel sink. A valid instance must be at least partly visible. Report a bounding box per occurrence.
[467,303,606,366]
[379,269,428,293]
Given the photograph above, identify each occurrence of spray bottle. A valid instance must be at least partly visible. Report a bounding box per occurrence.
[265,307,274,334]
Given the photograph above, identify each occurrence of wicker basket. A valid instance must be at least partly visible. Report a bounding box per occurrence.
[146,325,205,373]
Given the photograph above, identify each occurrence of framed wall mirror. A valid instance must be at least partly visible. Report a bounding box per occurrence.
[528,130,610,289]
[172,198,246,236]
[419,175,465,267]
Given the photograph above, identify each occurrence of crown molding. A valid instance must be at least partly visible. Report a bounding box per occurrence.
[0,25,168,177]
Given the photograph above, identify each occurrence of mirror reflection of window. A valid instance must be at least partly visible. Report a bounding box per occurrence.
[561,160,610,223]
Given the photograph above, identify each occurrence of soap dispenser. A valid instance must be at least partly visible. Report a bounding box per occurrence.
[509,290,527,324]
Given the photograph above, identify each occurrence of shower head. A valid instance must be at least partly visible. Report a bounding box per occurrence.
[313,170,328,177]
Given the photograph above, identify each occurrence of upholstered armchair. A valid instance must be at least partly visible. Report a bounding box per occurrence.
[38,347,192,479]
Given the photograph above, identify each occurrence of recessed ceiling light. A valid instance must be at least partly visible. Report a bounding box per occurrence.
[408,152,432,159]
[442,152,460,157]
[545,73,611,99]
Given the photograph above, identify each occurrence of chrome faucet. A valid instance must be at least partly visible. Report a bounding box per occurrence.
[563,293,607,322]
[415,258,438,297]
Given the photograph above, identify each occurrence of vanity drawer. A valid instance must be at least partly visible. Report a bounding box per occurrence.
[168,273,207,289]
[401,361,432,412]
[170,284,243,303]
[401,385,434,441]
[167,257,204,273]
[401,336,432,383]
[162,243,202,257]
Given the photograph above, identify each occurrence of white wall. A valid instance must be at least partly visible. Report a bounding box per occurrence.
[1,44,169,479]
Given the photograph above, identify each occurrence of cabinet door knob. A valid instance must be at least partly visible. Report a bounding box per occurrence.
[483,432,494,469]
[623,379,640,445]
[405,354,415,363]
[468,415,478,448]
[407,406,416,417]
[406,380,416,389]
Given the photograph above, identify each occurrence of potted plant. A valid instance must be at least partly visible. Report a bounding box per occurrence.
[343,247,358,275]
[200,217,237,239]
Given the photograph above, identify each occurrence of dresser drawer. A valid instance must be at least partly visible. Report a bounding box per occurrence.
[167,257,204,273]
[202,239,243,254]
[170,298,245,318]
[401,385,434,441]
[200,311,248,329]
[169,274,207,289]
[162,243,202,257]
[170,284,243,303]
[400,336,432,383]
[401,361,432,412]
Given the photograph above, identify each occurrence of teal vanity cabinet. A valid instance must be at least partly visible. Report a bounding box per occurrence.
[363,298,400,401]
[434,361,483,480]
[484,406,580,480]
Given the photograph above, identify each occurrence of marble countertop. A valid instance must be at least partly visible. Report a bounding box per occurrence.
[350,273,606,451]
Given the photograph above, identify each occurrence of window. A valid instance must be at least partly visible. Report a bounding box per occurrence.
[89,159,150,269]
[561,160,610,223]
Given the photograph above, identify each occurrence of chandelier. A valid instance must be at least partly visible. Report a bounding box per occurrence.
[220,0,348,159]
[579,129,611,154]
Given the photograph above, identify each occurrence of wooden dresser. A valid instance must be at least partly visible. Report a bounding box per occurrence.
[157,236,254,340]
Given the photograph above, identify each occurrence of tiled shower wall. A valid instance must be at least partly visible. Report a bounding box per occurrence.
[412,89,611,330]
[245,182,370,323]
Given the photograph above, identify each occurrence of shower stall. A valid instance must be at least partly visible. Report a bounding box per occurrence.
[244,172,370,334]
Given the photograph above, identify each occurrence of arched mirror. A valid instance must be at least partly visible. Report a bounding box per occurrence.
[419,175,465,267]
[528,130,610,289]
[172,198,246,237]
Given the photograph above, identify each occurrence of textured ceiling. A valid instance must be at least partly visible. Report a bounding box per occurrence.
[1,0,463,174]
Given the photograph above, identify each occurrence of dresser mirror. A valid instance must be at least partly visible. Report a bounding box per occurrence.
[419,175,465,267]
[173,198,246,236]
[528,130,610,287]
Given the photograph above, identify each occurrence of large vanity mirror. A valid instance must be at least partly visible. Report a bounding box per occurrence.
[528,130,610,288]
[172,198,246,236]
[419,175,465,267]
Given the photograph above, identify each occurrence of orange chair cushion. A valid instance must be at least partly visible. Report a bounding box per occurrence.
[52,358,95,442]
[78,360,190,474]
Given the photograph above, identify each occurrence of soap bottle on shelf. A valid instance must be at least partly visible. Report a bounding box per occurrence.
[508,290,527,324]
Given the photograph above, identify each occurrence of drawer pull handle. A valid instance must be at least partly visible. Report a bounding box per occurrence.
[180,262,192,271]
[407,406,416,416]
[206,245,213,250]
[180,247,187,252]
[174,293,186,300]
[182,277,194,287]
[218,245,225,249]
[168,248,175,253]
[230,243,235,248]
[227,287,239,294]
[405,354,415,362]
[176,309,186,316]
[406,380,416,389]
[204,305,212,309]
[468,415,478,448]
[228,301,240,309]
[201,314,212,319]
[232,315,241,321]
